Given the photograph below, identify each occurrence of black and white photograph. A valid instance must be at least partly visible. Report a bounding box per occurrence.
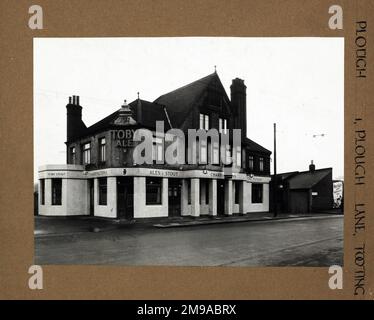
[34,37,344,267]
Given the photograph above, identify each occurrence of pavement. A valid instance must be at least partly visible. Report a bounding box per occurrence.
[34,211,341,236]
[34,213,343,267]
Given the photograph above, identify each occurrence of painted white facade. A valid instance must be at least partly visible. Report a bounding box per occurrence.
[134,177,169,218]
[38,165,89,216]
[38,165,270,219]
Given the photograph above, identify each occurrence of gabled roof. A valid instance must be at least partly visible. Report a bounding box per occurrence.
[71,73,270,157]
[244,137,272,154]
[129,99,171,130]
[154,72,225,128]
[274,171,299,181]
[84,110,119,136]
[286,168,332,189]
[83,99,170,136]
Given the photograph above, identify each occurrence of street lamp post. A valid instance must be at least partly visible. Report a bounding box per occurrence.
[273,123,278,217]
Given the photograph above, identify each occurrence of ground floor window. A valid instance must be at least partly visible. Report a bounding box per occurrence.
[235,181,240,204]
[252,183,263,204]
[146,177,162,205]
[51,178,62,205]
[200,179,209,204]
[40,179,45,205]
[98,177,107,205]
[187,180,191,204]
[205,180,209,205]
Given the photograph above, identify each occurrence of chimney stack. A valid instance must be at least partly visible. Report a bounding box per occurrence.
[66,95,86,142]
[230,78,247,138]
[309,160,316,172]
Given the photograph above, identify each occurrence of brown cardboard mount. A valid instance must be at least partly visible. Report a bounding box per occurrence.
[0,0,373,300]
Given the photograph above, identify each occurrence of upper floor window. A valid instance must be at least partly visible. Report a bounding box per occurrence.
[199,113,210,130]
[199,139,207,164]
[248,155,254,171]
[219,118,227,134]
[259,157,264,172]
[208,140,219,165]
[99,137,106,162]
[152,137,163,162]
[235,146,241,167]
[70,146,76,164]
[51,178,62,206]
[82,142,91,164]
[225,145,231,165]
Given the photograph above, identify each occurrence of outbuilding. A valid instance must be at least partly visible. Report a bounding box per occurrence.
[271,161,334,214]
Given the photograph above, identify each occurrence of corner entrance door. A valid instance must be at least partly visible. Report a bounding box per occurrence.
[168,179,181,217]
[117,177,134,219]
[89,179,94,216]
[217,180,225,216]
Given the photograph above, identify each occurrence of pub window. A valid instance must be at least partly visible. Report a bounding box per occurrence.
[188,179,191,205]
[152,137,163,162]
[82,142,91,164]
[146,177,162,205]
[199,140,207,164]
[252,183,263,204]
[219,118,227,134]
[70,146,76,164]
[248,155,254,171]
[99,137,106,162]
[51,178,62,206]
[200,180,208,204]
[225,145,231,164]
[207,139,217,165]
[98,177,107,205]
[212,141,219,164]
[259,157,264,171]
[205,180,209,204]
[235,181,240,204]
[199,113,210,130]
[40,179,45,205]
[235,146,241,167]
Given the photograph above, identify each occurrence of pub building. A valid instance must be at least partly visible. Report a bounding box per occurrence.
[38,72,272,219]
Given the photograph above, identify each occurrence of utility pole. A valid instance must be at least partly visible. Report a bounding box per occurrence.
[273,123,278,217]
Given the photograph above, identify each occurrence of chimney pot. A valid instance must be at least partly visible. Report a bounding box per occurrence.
[77,96,79,105]
[309,160,316,172]
[69,96,72,104]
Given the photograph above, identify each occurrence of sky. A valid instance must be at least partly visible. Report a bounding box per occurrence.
[34,37,344,181]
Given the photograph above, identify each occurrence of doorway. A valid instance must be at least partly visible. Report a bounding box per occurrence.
[117,177,134,219]
[290,190,309,213]
[168,179,182,217]
[88,179,94,216]
[217,180,225,216]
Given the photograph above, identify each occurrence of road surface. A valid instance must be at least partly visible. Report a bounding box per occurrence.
[35,215,343,266]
